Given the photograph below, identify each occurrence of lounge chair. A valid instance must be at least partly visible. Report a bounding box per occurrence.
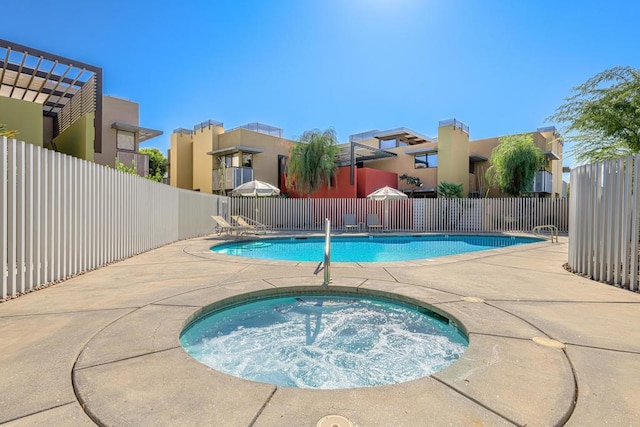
[232,215,268,235]
[343,214,360,232]
[212,215,247,236]
[367,214,383,232]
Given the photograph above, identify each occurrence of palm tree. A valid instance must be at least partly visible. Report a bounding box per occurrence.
[286,128,340,197]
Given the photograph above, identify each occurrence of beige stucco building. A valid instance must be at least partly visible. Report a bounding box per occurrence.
[169,117,565,198]
[0,39,161,176]
[349,119,565,198]
[169,121,294,193]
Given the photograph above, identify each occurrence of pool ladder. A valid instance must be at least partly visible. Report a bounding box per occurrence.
[532,224,559,243]
[313,218,332,286]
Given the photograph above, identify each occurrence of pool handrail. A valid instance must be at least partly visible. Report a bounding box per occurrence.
[323,218,331,286]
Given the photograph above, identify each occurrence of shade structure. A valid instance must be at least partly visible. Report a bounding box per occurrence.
[231,180,281,197]
[366,186,408,201]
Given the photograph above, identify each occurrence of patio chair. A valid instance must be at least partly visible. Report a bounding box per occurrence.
[212,215,247,236]
[232,215,268,235]
[367,214,383,232]
[343,214,360,232]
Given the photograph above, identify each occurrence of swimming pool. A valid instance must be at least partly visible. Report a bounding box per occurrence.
[180,292,468,389]
[211,235,542,262]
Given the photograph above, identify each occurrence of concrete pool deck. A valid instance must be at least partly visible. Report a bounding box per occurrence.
[1,235,640,426]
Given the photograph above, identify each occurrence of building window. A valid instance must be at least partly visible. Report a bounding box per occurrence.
[116,130,135,151]
[242,153,253,168]
[469,161,475,174]
[415,153,437,169]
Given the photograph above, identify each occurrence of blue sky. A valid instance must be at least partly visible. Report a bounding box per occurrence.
[3,0,639,169]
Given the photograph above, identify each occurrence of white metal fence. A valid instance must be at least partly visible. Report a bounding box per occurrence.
[231,197,568,233]
[569,155,640,291]
[1,137,226,300]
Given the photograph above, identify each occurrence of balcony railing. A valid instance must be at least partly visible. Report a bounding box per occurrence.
[532,170,553,194]
[213,167,254,191]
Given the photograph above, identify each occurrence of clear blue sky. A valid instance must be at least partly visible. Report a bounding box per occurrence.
[3,0,639,169]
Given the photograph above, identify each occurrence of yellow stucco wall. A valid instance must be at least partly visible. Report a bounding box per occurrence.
[0,96,43,146]
[363,138,440,190]
[192,125,222,192]
[52,112,95,161]
[218,128,294,187]
[169,132,194,190]
[437,125,470,195]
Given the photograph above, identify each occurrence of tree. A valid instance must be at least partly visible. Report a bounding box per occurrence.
[486,134,544,196]
[437,182,463,198]
[285,128,340,196]
[115,158,137,175]
[140,148,167,182]
[399,174,423,197]
[0,124,18,138]
[549,66,640,164]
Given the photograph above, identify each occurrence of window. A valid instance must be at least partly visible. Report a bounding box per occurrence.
[469,161,475,174]
[116,130,135,151]
[415,153,437,168]
[242,153,253,168]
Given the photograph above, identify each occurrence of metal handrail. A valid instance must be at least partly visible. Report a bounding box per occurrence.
[323,218,331,286]
[532,224,558,243]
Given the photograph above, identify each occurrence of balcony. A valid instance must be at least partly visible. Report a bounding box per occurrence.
[213,167,254,191]
[532,170,553,194]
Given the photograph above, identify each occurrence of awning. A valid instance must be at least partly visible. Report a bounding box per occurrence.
[112,122,163,142]
[469,153,488,162]
[207,146,265,156]
[405,147,437,155]
[543,150,561,160]
[372,127,436,145]
[337,142,396,166]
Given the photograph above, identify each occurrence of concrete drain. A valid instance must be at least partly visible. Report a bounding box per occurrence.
[463,296,485,303]
[317,414,354,427]
[532,336,566,349]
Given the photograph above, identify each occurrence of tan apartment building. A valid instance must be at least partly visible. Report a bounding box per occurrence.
[168,116,565,198]
[169,121,294,193]
[0,39,161,176]
[349,119,565,198]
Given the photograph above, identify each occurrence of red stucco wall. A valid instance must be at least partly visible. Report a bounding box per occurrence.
[356,168,398,197]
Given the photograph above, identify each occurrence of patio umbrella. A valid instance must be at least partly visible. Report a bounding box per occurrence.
[366,186,408,201]
[366,186,408,229]
[231,180,281,197]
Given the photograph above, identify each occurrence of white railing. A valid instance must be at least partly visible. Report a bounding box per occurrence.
[1,137,227,300]
[230,197,568,233]
[569,155,640,291]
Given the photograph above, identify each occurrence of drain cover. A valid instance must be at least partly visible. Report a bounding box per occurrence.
[532,336,565,349]
[317,414,353,427]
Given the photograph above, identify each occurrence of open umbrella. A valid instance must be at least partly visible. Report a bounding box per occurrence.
[231,180,281,197]
[366,186,408,230]
[366,186,408,201]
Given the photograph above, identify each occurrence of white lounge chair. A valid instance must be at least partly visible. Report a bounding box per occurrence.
[367,214,383,232]
[232,215,268,234]
[212,215,247,236]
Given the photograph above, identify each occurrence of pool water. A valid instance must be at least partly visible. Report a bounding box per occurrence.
[211,235,541,262]
[180,294,468,389]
